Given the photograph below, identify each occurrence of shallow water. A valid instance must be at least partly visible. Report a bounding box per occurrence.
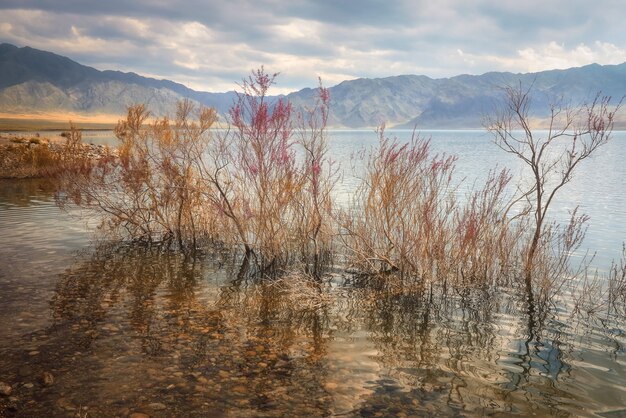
[1,131,625,417]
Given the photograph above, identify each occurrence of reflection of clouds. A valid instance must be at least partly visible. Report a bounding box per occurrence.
[0,178,92,345]
[323,331,381,413]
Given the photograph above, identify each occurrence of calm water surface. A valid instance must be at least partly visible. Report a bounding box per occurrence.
[0,130,625,417]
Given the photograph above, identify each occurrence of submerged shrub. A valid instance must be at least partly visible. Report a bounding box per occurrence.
[485,84,623,298]
[51,72,626,318]
[339,128,523,288]
[197,69,336,273]
[339,128,457,282]
[57,70,336,274]
[57,101,217,247]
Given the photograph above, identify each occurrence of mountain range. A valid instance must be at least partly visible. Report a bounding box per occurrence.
[2,42,626,128]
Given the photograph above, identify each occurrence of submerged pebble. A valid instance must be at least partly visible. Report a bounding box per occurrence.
[40,372,54,386]
[148,402,167,410]
[0,382,12,396]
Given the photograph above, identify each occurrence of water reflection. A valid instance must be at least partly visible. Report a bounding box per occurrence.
[0,244,624,417]
[2,246,339,416]
[341,282,625,416]
[0,178,58,207]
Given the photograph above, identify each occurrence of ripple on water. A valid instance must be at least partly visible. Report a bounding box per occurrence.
[1,132,626,416]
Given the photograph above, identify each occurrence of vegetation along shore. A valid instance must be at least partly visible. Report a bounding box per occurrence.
[0,130,113,179]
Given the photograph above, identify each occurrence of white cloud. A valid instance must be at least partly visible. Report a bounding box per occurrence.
[1,2,626,92]
[516,41,626,71]
[456,41,626,74]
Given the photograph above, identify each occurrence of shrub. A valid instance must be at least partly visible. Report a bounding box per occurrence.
[484,84,623,298]
[199,69,335,273]
[57,101,216,247]
[339,128,457,283]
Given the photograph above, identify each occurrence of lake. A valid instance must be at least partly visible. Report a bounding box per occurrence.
[0,130,624,416]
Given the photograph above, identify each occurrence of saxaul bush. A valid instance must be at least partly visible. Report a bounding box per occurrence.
[450,169,524,285]
[57,68,336,273]
[608,245,626,316]
[571,244,626,317]
[228,69,300,265]
[338,128,527,289]
[293,79,336,274]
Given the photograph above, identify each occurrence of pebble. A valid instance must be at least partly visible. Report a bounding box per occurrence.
[57,397,77,410]
[41,372,54,386]
[195,385,210,393]
[18,366,32,377]
[102,324,119,332]
[148,402,167,410]
[0,382,12,396]
[275,360,289,368]
[130,413,150,418]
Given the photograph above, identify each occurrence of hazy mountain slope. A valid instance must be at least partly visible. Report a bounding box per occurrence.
[1,42,625,127]
[288,63,626,128]
[288,75,438,127]
[0,43,237,117]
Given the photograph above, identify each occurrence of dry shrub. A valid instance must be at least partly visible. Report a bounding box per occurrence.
[339,128,529,289]
[198,69,335,272]
[293,79,336,273]
[58,101,217,247]
[572,244,626,317]
[607,245,626,315]
[0,141,57,178]
[450,169,524,285]
[339,128,458,283]
[485,84,622,295]
[57,70,335,271]
[0,127,93,178]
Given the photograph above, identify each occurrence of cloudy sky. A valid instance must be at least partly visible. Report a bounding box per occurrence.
[1,0,625,94]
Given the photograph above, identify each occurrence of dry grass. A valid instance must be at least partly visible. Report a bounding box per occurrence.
[0,128,105,178]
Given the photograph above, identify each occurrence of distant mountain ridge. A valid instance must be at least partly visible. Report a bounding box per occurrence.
[287,63,626,128]
[1,43,626,128]
[0,43,237,117]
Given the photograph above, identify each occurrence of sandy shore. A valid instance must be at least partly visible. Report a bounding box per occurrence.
[0,112,120,131]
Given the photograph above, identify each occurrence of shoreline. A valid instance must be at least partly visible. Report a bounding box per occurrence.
[0,134,113,179]
[0,113,119,132]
